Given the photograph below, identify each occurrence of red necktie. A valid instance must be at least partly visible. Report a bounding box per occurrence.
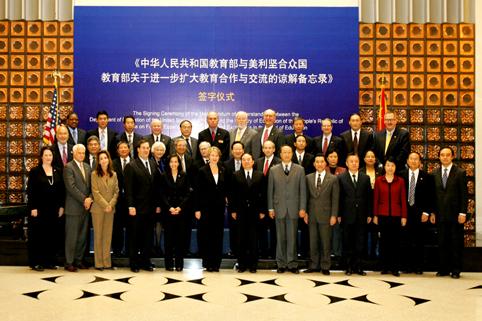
[322,137,328,155]
[262,128,269,144]
[263,158,269,176]
[211,130,216,142]
[62,145,68,166]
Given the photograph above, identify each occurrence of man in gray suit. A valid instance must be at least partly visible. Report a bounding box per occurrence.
[63,144,92,272]
[248,109,285,160]
[170,119,198,158]
[268,145,307,273]
[229,111,257,151]
[304,154,339,275]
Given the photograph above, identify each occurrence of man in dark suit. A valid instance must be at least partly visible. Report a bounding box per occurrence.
[304,154,339,275]
[63,144,92,272]
[431,147,468,279]
[340,113,374,167]
[53,124,73,169]
[248,109,285,160]
[229,153,265,273]
[86,110,118,159]
[66,112,87,146]
[124,139,162,272]
[285,116,313,153]
[193,141,211,170]
[198,111,230,161]
[85,136,100,169]
[229,111,257,153]
[373,110,410,173]
[291,135,315,175]
[117,115,142,159]
[338,154,373,275]
[268,145,307,274]
[254,140,281,258]
[145,118,171,155]
[170,119,198,158]
[111,141,131,257]
[400,152,434,274]
[312,118,343,158]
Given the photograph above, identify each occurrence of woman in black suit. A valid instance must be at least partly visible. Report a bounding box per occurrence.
[151,141,167,255]
[26,146,65,271]
[160,154,191,271]
[195,146,228,272]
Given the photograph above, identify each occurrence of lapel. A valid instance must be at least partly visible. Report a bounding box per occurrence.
[385,128,398,154]
[311,173,320,197]
[72,161,86,183]
[445,166,457,189]
[138,159,153,181]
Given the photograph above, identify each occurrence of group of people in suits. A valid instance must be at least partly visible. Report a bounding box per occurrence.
[26,108,468,279]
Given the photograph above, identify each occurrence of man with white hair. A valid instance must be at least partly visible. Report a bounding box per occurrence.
[248,108,285,160]
[170,119,198,158]
[145,118,171,154]
[197,111,230,161]
[229,111,257,152]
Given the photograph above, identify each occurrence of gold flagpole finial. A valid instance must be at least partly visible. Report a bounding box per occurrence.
[52,70,61,88]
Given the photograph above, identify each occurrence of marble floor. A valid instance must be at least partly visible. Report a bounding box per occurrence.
[1,263,482,321]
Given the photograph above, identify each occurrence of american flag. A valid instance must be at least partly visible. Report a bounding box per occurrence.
[42,86,59,146]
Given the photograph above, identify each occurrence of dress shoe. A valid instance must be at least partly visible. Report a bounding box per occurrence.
[143,266,154,272]
[345,269,352,276]
[451,272,460,279]
[436,271,449,277]
[32,265,44,272]
[381,270,389,275]
[212,268,220,272]
[277,267,286,273]
[130,267,139,273]
[206,267,213,272]
[415,270,423,275]
[303,268,321,273]
[392,271,400,277]
[357,270,367,276]
[321,269,330,276]
[166,267,174,271]
[95,267,104,271]
[175,267,183,272]
[238,268,246,273]
[249,268,257,273]
[44,264,58,270]
[104,267,115,270]
[289,268,299,274]
[76,263,88,270]
[65,265,78,272]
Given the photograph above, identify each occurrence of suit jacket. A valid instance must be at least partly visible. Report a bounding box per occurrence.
[267,163,307,219]
[170,136,198,159]
[27,165,65,214]
[194,165,229,213]
[254,156,281,176]
[197,127,230,161]
[112,157,129,200]
[339,129,374,167]
[90,171,119,214]
[63,160,92,216]
[52,142,73,170]
[159,172,191,213]
[285,133,313,153]
[400,168,434,217]
[117,132,143,159]
[229,170,265,217]
[124,158,161,216]
[373,175,407,218]
[432,165,468,223]
[312,134,343,157]
[292,152,315,174]
[373,127,410,172]
[145,133,172,153]
[67,127,87,146]
[338,171,373,224]
[306,171,339,224]
[87,127,118,159]
[229,127,257,151]
[249,126,285,160]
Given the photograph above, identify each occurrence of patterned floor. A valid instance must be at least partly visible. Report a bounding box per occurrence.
[1,266,482,321]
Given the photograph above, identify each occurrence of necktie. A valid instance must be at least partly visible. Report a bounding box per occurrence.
[185,138,192,155]
[442,168,448,188]
[322,137,328,155]
[284,165,289,176]
[62,145,68,166]
[211,130,216,142]
[90,156,94,169]
[385,131,391,155]
[352,174,357,187]
[145,160,151,175]
[235,160,241,171]
[298,154,302,164]
[408,171,416,206]
[128,134,133,156]
[122,158,127,171]
[262,128,269,144]
[78,162,86,180]
[246,171,252,185]
[353,132,358,155]
[316,173,322,190]
[181,156,186,172]
[235,129,242,142]
[73,128,78,144]
[263,158,269,176]
[156,135,160,142]
[100,129,106,150]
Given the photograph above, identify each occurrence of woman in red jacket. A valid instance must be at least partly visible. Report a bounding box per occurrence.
[373,158,407,276]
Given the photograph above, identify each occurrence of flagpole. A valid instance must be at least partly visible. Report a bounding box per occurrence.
[52,70,61,128]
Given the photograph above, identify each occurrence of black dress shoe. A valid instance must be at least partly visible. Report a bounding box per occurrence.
[44,265,58,270]
[357,270,367,276]
[95,267,104,271]
[166,267,174,271]
[212,268,219,272]
[321,269,330,275]
[345,269,352,276]
[130,267,139,273]
[206,267,213,272]
[392,271,400,277]
[143,266,154,272]
[304,268,321,273]
[415,270,423,275]
[175,267,183,272]
[249,268,257,273]
[451,272,460,279]
[381,270,389,275]
[65,265,78,272]
[238,268,246,273]
[32,265,44,272]
[277,267,286,273]
[436,271,449,277]
[76,263,89,270]
[289,268,299,274]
